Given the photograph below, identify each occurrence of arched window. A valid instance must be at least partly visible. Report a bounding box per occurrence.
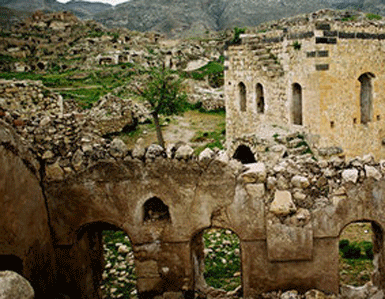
[143,197,171,223]
[292,83,303,125]
[358,73,375,125]
[256,83,265,114]
[238,82,246,112]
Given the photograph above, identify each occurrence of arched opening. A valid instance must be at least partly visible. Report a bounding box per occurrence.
[339,221,384,289]
[143,197,171,223]
[238,82,246,112]
[37,62,45,70]
[292,83,303,125]
[192,228,242,298]
[256,83,264,114]
[232,145,256,164]
[358,73,375,125]
[73,222,137,299]
[0,255,23,274]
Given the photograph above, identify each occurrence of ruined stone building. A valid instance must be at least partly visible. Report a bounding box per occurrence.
[225,11,385,160]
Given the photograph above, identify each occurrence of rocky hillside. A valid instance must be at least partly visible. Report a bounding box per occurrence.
[3,0,385,37]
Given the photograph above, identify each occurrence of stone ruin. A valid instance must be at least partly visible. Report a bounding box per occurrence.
[1,79,385,298]
[224,9,385,160]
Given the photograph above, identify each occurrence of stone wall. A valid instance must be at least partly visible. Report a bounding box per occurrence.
[0,120,57,298]
[225,10,385,160]
[42,139,385,298]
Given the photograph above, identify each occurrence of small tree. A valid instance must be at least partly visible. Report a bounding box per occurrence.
[133,66,188,148]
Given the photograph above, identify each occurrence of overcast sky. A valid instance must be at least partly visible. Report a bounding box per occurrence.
[56,0,130,5]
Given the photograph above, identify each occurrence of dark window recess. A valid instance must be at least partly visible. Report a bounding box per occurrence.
[143,197,171,223]
[316,64,329,71]
[357,32,378,40]
[317,50,329,57]
[307,51,316,58]
[292,83,303,126]
[377,115,381,121]
[316,24,331,31]
[316,37,328,44]
[316,37,337,44]
[263,36,283,43]
[223,56,229,61]
[233,145,256,164]
[330,121,335,128]
[323,30,337,37]
[339,32,356,39]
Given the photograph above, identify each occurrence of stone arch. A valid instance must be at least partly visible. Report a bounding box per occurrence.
[0,255,23,274]
[338,220,384,290]
[191,226,242,296]
[358,72,375,125]
[233,145,256,164]
[256,83,265,114]
[238,82,247,112]
[65,221,137,299]
[143,197,171,224]
[292,83,303,125]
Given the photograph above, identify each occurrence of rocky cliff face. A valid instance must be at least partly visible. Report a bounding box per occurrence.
[3,0,385,37]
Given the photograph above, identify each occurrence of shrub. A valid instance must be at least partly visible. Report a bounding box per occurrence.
[230,27,246,45]
[340,240,362,259]
[366,13,382,20]
[362,241,374,260]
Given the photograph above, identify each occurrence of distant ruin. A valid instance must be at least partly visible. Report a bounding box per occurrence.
[225,10,385,160]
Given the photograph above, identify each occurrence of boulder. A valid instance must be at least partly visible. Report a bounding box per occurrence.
[270,190,296,216]
[0,271,34,299]
[342,168,359,184]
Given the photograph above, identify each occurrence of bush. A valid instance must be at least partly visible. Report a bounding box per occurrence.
[362,241,374,260]
[366,13,382,20]
[340,239,362,259]
[230,27,246,45]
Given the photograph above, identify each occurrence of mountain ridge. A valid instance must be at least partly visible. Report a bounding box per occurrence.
[2,0,385,37]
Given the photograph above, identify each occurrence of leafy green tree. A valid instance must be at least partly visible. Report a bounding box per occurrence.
[133,66,188,148]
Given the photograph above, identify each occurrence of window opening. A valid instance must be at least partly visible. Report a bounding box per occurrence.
[238,82,246,112]
[143,197,171,223]
[256,83,265,114]
[292,83,303,125]
[232,145,256,164]
[358,73,375,125]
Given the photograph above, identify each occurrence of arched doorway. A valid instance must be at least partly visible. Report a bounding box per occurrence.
[292,83,303,125]
[71,222,138,299]
[192,228,242,298]
[233,145,256,164]
[339,221,384,289]
[358,73,375,125]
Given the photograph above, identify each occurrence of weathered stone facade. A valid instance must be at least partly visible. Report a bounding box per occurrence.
[225,10,385,160]
[1,115,385,298]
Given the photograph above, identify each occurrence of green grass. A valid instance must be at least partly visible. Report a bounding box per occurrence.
[192,121,226,155]
[203,229,241,291]
[102,231,137,298]
[366,13,382,20]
